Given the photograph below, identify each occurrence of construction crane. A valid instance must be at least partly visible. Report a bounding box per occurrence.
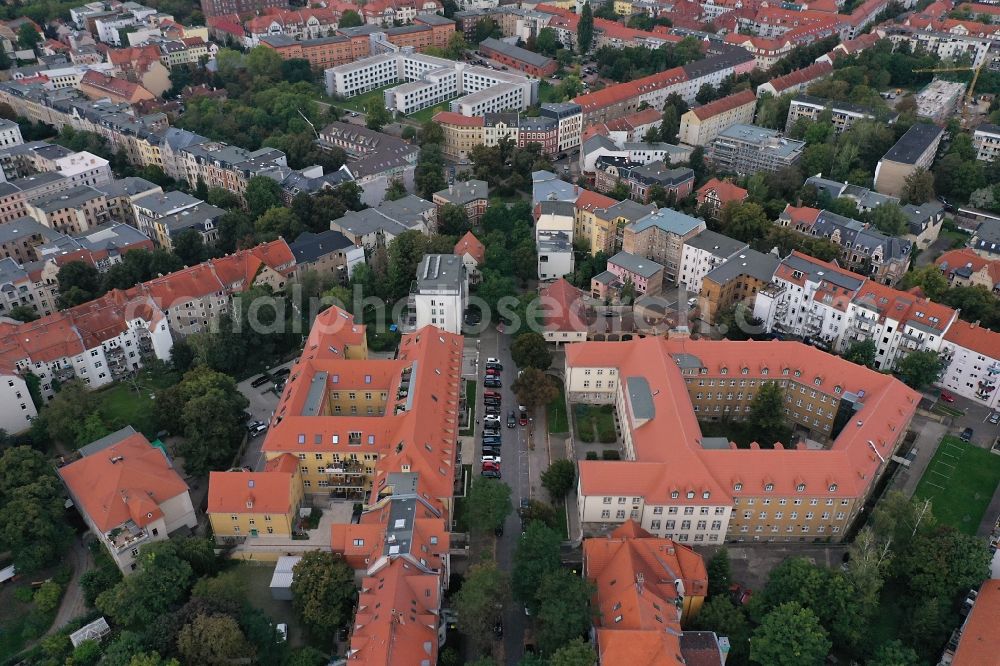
[912,61,988,125]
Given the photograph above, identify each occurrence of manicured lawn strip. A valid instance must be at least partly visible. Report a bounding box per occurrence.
[914,436,1000,535]
[547,380,568,434]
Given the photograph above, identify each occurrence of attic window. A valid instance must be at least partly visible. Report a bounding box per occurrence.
[814,377,822,386]
[686,491,695,499]
[796,483,806,492]
[332,374,340,383]
[368,434,375,445]
[834,385,843,394]
[741,367,749,375]
[332,435,339,444]
[670,490,679,499]
[829,483,838,492]
[761,368,768,375]
[702,491,710,499]
[297,434,305,444]
[364,374,372,384]
[794,370,802,377]
[734,483,743,492]
[764,483,774,492]
[720,367,728,375]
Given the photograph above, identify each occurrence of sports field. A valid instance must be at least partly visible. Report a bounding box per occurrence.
[913,436,1000,535]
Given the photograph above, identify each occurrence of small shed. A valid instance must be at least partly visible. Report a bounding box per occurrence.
[269,555,301,601]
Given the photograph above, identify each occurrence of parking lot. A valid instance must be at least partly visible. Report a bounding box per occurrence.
[237,360,293,471]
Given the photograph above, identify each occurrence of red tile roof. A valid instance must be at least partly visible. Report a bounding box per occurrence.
[574,66,688,113]
[935,248,1000,286]
[696,178,748,205]
[953,579,1000,666]
[433,111,485,127]
[79,70,154,101]
[454,231,485,265]
[944,320,1000,359]
[58,431,190,532]
[690,90,757,121]
[764,61,833,93]
[540,278,589,333]
[207,468,296,515]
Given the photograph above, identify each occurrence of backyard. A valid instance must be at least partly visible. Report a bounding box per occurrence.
[91,368,179,439]
[573,404,617,444]
[547,380,568,434]
[329,85,395,114]
[914,436,1000,535]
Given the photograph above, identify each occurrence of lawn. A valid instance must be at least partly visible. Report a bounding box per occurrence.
[573,404,616,444]
[538,81,563,104]
[222,562,302,645]
[330,85,396,113]
[547,380,568,434]
[914,436,1000,535]
[93,368,179,439]
[409,101,451,124]
[460,380,476,437]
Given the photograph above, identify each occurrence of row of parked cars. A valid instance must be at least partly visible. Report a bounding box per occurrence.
[482,358,504,479]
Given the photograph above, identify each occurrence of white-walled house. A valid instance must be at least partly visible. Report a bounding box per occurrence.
[0,370,37,433]
[411,254,467,335]
[939,320,1000,411]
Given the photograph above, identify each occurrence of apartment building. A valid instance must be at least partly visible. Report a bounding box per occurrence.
[777,205,913,285]
[435,105,581,159]
[433,179,488,225]
[593,251,665,300]
[756,61,833,98]
[566,337,919,542]
[621,207,707,282]
[698,247,781,325]
[0,256,58,319]
[874,123,943,197]
[541,102,583,152]
[695,178,748,218]
[709,124,806,176]
[0,368,36,434]
[97,176,162,227]
[973,123,1000,162]
[803,175,899,213]
[479,37,557,77]
[575,191,656,257]
[35,222,153,275]
[200,0,284,19]
[935,248,1000,293]
[453,231,485,284]
[288,230,366,284]
[786,95,884,134]
[580,135,693,175]
[0,217,61,264]
[678,89,757,147]
[331,195,436,249]
[539,277,589,345]
[885,24,995,69]
[679,230,748,294]
[536,200,575,282]
[208,456,305,540]
[593,157,695,203]
[434,112,486,160]
[78,70,156,104]
[131,189,201,239]
[59,427,197,572]
[0,118,24,149]
[151,203,225,250]
[24,185,111,234]
[938,321,1000,410]
[411,254,467,334]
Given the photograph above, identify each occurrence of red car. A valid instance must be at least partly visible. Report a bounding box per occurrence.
[485,367,499,376]
[518,407,528,426]
[940,391,955,403]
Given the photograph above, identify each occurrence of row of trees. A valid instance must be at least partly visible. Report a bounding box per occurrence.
[694,493,990,665]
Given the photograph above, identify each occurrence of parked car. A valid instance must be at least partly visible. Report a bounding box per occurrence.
[507,410,517,428]
[272,367,291,378]
[939,390,955,403]
[485,367,499,376]
[519,406,528,426]
[481,468,501,478]
[486,361,503,371]
[482,434,501,444]
[251,374,271,388]
[961,427,974,442]
[481,455,501,464]
[485,405,501,416]
[484,423,501,434]
[487,357,501,365]
[990,412,999,425]
[482,446,501,457]
[484,390,501,401]
[485,378,501,388]
[248,421,268,436]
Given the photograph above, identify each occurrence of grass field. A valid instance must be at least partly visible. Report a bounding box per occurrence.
[330,85,396,113]
[93,369,179,439]
[410,101,450,124]
[547,380,568,434]
[914,436,1000,535]
[574,404,616,444]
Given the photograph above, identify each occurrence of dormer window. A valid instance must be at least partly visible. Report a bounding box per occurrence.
[734,483,743,492]
[794,370,802,377]
[814,377,822,386]
[764,483,774,492]
[720,367,728,375]
[686,491,695,499]
[761,368,768,375]
[741,367,749,375]
[796,483,806,492]
[834,386,843,394]
[671,490,679,499]
[702,491,710,499]
[829,483,838,492]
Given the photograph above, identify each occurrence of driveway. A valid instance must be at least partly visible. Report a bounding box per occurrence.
[237,361,291,470]
[48,536,92,634]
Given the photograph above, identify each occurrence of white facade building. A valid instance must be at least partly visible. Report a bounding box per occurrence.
[938,321,1000,410]
[411,254,467,335]
[536,201,575,282]
[53,151,113,188]
[0,371,37,434]
[0,119,24,149]
[678,230,747,294]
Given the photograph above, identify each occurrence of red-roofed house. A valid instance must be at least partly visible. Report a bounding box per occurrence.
[696,178,749,217]
[567,336,919,541]
[940,320,1000,409]
[540,277,589,345]
[435,111,486,160]
[207,457,305,540]
[679,89,758,147]
[949,579,1000,665]
[107,45,170,97]
[453,231,485,284]
[756,61,833,97]
[935,248,1000,293]
[59,427,197,572]
[78,70,156,104]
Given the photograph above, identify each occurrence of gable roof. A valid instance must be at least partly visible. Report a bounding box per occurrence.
[453,231,485,265]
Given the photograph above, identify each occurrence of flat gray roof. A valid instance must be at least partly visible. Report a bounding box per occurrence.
[626,376,655,421]
[608,251,664,279]
[417,254,464,291]
[685,229,747,257]
[882,123,942,165]
[480,37,554,69]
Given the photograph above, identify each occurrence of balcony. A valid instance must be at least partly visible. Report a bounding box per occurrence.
[53,365,76,382]
[105,520,149,554]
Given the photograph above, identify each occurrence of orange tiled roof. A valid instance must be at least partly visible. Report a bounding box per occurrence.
[207,468,296,514]
[690,91,757,121]
[696,178,748,204]
[764,61,833,93]
[935,248,1000,286]
[540,277,588,333]
[568,337,920,504]
[432,111,485,127]
[454,231,485,265]
[80,70,153,100]
[58,431,189,532]
[576,188,619,213]
[944,320,1000,358]
[953,579,1000,665]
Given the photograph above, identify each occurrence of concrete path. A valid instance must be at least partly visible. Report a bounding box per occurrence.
[890,418,947,497]
[48,536,93,634]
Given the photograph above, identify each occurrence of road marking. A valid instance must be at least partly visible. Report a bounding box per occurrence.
[926,481,946,490]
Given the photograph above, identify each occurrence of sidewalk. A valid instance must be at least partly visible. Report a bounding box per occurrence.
[890,419,946,497]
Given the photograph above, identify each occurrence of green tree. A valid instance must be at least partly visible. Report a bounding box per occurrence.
[34,579,62,614]
[745,381,788,446]
[255,207,303,242]
[513,521,561,613]
[536,27,560,56]
[384,178,407,201]
[511,332,553,370]
[172,229,206,265]
[750,602,831,666]
[536,569,594,655]
[419,119,444,146]
[438,203,470,236]
[466,476,513,535]
[899,264,949,300]
[177,613,253,665]
[895,350,943,389]
[339,9,363,27]
[690,597,751,666]
[57,260,104,308]
[207,187,242,210]
[846,527,892,611]
[696,83,717,105]
[291,552,357,634]
[541,458,576,502]
[867,640,921,666]
[245,176,284,218]
[455,561,510,654]
[415,143,447,199]
[707,549,732,598]
[898,525,990,603]
[0,462,72,573]
[364,97,392,132]
[901,167,935,205]
[578,2,594,53]
[175,536,221,577]
[844,339,877,368]
[43,380,97,445]
[719,202,770,243]
[96,541,195,628]
[18,22,41,50]
[869,203,908,236]
[549,639,597,666]
[659,105,679,144]
[7,304,39,322]
[513,367,559,410]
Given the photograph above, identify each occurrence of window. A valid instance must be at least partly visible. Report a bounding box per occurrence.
[829,483,838,492]
[353,539,364,547]
[603,497,612,504]
[668,507,678,514]
[601,510,610,519]
[653,506,663,515]
[764,483,773,492]
[666,520,675,529]
[681,520,691,529]
[734,482,743,491]
[651,520,661,530]
[684,507,694,515]
[616,510,626,519]
[618,497,626,504]
[715,507,726,515]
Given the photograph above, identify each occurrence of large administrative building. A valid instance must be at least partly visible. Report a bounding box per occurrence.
[566,336,919,543]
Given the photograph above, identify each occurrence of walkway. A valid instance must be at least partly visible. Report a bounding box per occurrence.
[890,418,947,497]
[48,536,92,634]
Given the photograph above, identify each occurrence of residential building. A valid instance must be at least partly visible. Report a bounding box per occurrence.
[517,115,559,156]
[580,134,693,176]
[902,201,945,248]
[539,277,589,345]
[317,122,419,207]
[698,247,781,325]
[208,456,305,540]
[433,179,488,226]
[973,123,1000,162]
[97,176,162,227]
[59,427,197,573]
[939,321,1000,410]
[874,123,943,197]
[536,200,575,281]
[678,89,757,147]
[0,368,36,433]
[935,248,1000,293]
[151,202,225,250]
[35,222,154,276]
[411,254,467,334]
[584,521,719,665]
[695,178,748,218]
[199,0,285,19]
[434,112,486,161]
[0,118,24,148]
[540,102,583,152]
[566,336,920,541]
[972,218,1000,257]
[621,207,707,282]
[0,216,61,264]
[131,189,201,239]
[592,251,665,300]
[24,185,110,234]
[680,230,748,294]
[330,195,436,250]
[777,204,913,285]
[78,70,156,104]
[453,231,485,285]
[915,79,967,123]
[576,190,656,257]
[593,157,695,203]
[709,124,806,176]
[948,579,1000,666]
[756,61,833,97]
[289,230,365,284]
[803,175,899,212]
[260,34,365,70]
[0,256,58,318]
[479,37,556,77]
[582,107,663,145]
[786,94,885,134]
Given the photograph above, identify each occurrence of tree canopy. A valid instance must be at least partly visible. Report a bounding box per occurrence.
[291,552,357,635]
